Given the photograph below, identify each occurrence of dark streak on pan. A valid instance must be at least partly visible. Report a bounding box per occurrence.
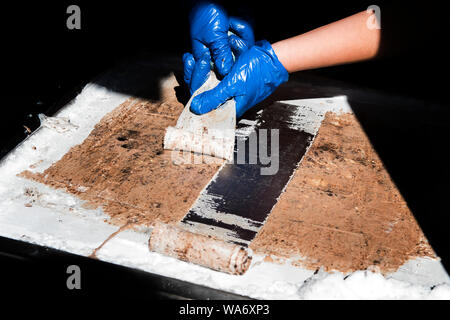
[181,102,314,246]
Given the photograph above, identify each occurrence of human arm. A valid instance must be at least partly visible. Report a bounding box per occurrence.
[190,9,381,117]
[272,10,381,73]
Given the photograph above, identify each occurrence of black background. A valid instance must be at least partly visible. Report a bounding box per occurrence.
[3,0,449,140]
[2,0,450,299]
[3,0,449,144]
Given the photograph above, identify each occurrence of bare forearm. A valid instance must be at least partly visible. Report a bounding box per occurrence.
[272,10,381,73]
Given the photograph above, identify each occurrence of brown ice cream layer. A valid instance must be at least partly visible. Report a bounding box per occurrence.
[250,112,435,273]
[21,76,223,226]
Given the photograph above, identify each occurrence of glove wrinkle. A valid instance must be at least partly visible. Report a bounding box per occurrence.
[190,40,289,118]
[184,3,255,95]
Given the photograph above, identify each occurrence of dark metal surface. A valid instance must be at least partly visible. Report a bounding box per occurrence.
[182,102,313,245]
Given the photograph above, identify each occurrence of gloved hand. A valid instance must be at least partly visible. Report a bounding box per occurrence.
[189,3,254,77]
[183,51,211,96]
[183,16,255,95]
[190,40,289,118]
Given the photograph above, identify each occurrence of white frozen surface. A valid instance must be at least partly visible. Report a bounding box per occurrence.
[279,95,353,135]
[298,269,450,300]
[389,257,450,287]
[0,78,449,299]
[0,82,127,254]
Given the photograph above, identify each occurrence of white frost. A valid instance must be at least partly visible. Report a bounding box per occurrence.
[298,269,450,300]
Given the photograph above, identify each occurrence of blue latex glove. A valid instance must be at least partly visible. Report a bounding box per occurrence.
[189,3,254,77]
[190,40,289,118]
[227,17,255,56]
[183,16,255,95]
